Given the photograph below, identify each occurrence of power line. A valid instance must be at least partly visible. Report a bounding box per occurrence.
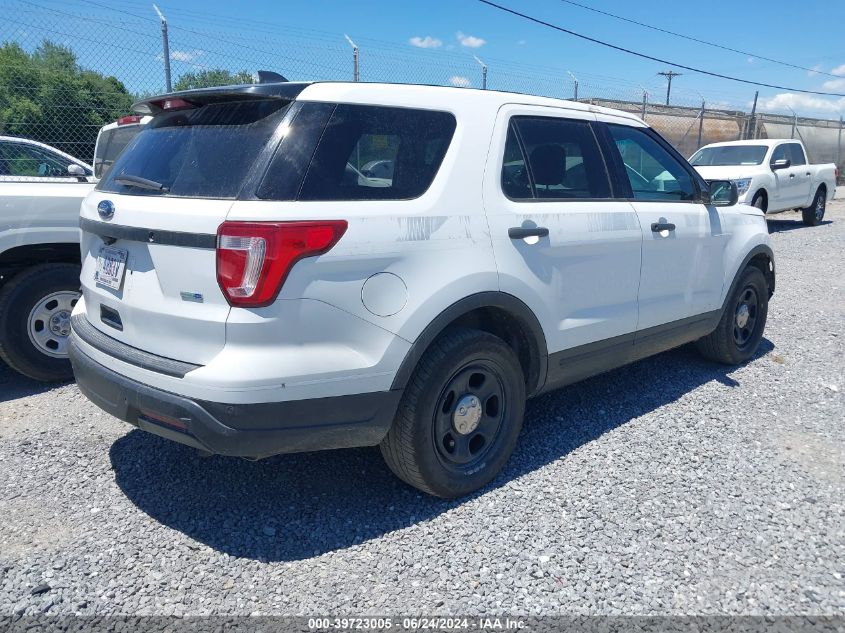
[476,0,845,98]
[556,0,841,79]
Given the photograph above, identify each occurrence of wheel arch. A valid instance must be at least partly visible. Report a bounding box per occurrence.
[722,244,775,314]
[751,188,768,211]
[390,292,549,397]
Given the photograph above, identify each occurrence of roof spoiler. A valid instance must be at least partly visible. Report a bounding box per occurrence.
[131,80,309,115]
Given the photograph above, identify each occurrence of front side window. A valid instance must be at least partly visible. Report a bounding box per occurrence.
[788,143,806,166]
[501,116,610,200]
[771,144,789,165]
[0,142,78,178]
[608,125,695,202]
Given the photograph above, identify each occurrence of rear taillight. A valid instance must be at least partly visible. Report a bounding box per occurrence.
[216,221,347,307]
[117,115,141,125]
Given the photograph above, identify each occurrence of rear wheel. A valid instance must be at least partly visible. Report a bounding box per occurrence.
[696,267,768,365]
[802,188,826,226]
[0,264,81,381]
[380,327,526,498]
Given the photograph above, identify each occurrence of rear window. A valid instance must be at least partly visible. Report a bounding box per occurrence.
[258,104,456,201]
[97,99,290,198]
[94,125,145,179]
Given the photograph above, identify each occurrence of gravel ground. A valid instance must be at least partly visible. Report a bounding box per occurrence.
[1,201,843,617]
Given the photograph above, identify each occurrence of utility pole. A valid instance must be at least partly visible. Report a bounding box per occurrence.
[567,70,579,101]
[474,56,487,90]
[747,91,759,140]
[641,89,648,119]
[838,116,843,176]
[344,35,359,82]
[698,99,705,148]
[153,4,171,92]
[658,70,681,106]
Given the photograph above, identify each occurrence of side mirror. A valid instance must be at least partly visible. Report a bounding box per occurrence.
[771,158,791,171]
[703,180,738,207]
[67,163,87,180]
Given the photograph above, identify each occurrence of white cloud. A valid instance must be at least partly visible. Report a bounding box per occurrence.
[808,64,823,77]
[449,75,471,88]
[760,92,845,115]
[409,36,442,49]
[832,64,845,76]
[457,31,486,48]
[170,49,204,62]
[822,78,845,90]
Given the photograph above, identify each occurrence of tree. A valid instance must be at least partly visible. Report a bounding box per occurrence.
[0,41,134,162]
[173,69,254,91]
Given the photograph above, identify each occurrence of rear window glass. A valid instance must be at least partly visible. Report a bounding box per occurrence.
[95,125,145,179]
[258,104,456,201]
[97,99,290,198]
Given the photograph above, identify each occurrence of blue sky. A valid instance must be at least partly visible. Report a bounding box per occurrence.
[7,0,845,117]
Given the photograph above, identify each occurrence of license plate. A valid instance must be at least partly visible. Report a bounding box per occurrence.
[95,246,128,290]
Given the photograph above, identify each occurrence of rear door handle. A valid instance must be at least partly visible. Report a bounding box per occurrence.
[789,174,796,178]
[508,227,549,239]
[650,222,676,232]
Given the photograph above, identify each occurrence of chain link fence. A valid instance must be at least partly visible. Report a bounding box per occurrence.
[1,0,843,179]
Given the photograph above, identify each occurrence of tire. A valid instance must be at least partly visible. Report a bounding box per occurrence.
[802,188,826,226]
[0,263,81,382]
[696,267,768,365]
[380,327,526,498]
[751,191,766,212]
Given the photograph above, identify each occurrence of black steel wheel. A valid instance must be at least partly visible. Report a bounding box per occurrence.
[696,266,769,365]
[380,327,526,498]
[732,285,759,350]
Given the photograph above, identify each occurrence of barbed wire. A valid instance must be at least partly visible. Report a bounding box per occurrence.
[0,0,841,171]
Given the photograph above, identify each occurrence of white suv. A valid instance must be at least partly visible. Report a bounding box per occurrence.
[69,81,775,498]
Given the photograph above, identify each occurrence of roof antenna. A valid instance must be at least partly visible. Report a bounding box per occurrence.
[255,70,288,84]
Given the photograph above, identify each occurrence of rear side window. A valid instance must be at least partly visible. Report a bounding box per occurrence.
[258,104,456,201]
[98,99,291,198]
[501,116,611,200]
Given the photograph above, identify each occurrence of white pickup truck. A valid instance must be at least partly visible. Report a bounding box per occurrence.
[0,136,95,381]
[690,139,837,226]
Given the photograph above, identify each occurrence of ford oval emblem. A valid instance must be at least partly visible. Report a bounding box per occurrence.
[97,200,115,220]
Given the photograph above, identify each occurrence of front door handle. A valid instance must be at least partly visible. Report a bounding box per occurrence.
[650,222,676,232]
[790,174,796,179]
[509,227,549,239]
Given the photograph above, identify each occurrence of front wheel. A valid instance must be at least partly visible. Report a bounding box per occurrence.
[802,188,826,226]
[0,264,81,381]
[380,327,526,498]
[696,267,769,365]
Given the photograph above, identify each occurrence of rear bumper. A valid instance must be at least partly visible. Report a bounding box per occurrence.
[69,336,402,458]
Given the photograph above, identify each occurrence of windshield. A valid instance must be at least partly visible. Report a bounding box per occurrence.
[97,99,290,198]
[690,145,767,166]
